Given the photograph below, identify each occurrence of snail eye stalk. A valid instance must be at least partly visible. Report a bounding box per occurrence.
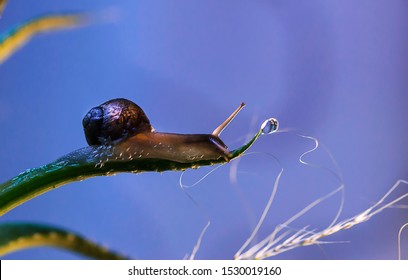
[212,102,245,137]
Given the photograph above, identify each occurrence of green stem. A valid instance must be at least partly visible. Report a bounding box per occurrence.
[0,128,263,217]
[0,222,127,259]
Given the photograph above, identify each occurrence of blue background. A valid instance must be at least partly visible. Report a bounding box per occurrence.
[0,0,407,259]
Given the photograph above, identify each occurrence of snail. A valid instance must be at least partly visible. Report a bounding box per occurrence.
[0,98,278,216]
[82,98,259,163]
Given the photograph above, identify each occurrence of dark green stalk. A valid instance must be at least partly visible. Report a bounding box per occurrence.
[0,222,127,259]
[0,128,263,217]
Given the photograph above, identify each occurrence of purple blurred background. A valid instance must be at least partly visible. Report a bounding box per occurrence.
[0,0,407,259]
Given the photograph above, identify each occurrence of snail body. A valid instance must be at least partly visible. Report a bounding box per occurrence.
[82,98,238,163]
[113,132,230,163]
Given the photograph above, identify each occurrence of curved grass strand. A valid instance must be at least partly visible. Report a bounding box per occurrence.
[0,13,88,63]
[0,222,127,259]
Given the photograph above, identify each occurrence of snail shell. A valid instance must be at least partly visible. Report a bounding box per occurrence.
[82,98,152,146]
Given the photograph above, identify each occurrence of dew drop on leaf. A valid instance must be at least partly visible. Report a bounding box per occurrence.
[261,118,279,134]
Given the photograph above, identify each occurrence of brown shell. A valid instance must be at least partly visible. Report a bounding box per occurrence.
[82,98,152,145]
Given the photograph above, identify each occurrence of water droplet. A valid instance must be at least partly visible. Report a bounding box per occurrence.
[261,118,279,134]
